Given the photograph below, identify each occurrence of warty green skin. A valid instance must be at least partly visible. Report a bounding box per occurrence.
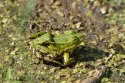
[30,30,85,66]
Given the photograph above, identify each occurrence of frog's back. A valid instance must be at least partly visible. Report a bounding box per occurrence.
[32,33,54,45]
[54,30,83,44]
[54,35,74,44]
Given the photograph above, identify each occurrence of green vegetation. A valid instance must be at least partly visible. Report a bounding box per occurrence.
[0,0,125,83]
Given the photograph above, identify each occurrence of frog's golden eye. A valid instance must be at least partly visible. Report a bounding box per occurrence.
[73,37,79,42]
[68,37,78,42]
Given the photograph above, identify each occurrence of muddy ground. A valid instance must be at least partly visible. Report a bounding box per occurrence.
[0,0,125,83]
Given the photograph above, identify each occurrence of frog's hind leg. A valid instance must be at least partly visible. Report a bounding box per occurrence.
[32,44,50,54]
[63,52,75,66]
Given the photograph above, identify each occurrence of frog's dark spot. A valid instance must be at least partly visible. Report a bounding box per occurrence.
[41,42,51,47]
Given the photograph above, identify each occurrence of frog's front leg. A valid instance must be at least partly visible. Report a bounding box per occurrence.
[63,52,75,66]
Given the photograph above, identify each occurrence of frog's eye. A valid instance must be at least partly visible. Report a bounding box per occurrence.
[68,37,78,42]
[73,37,79,42]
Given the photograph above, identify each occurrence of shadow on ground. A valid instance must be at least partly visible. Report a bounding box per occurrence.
[73,45,109,63]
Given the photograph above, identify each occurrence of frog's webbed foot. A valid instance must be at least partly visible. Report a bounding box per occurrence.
[63,52,75,66]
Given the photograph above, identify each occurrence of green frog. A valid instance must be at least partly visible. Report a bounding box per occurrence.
[29,30,85,66]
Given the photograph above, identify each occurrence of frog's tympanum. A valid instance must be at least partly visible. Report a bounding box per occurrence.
[30,30,85,66]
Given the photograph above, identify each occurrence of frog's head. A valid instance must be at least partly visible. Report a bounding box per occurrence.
[67,32,85,45]
[64,30,85,48]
